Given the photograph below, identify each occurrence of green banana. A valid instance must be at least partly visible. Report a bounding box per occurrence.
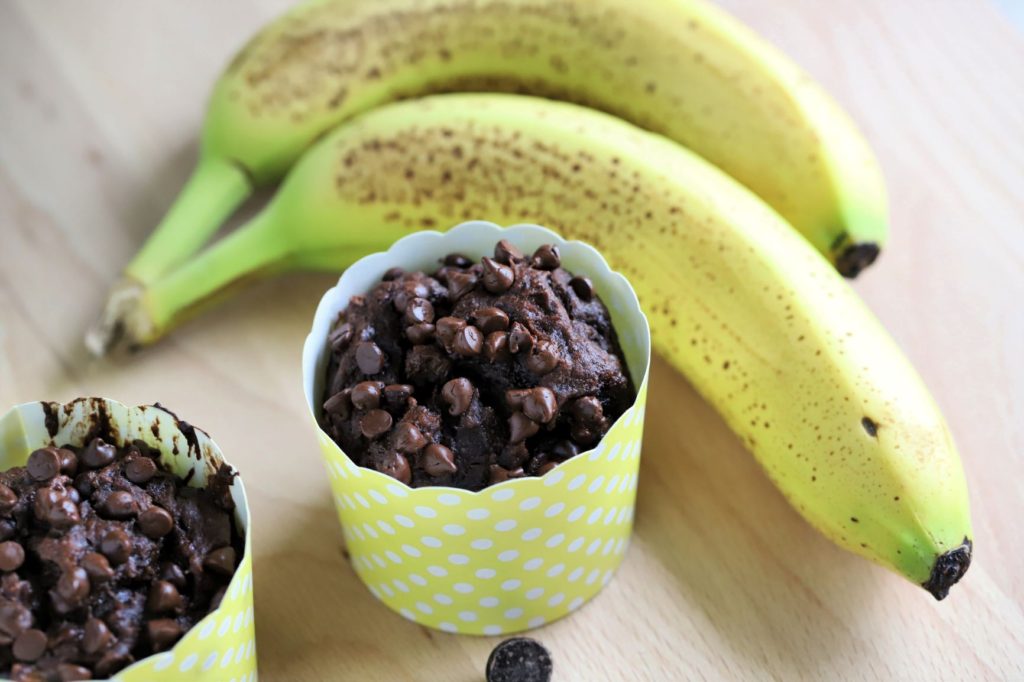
[105,94,969,597]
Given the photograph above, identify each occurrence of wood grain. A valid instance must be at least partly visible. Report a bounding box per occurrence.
[1,1,1022,679]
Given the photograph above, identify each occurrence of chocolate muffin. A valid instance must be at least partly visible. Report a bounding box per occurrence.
[320,239,636,491]
[0,436,242,681]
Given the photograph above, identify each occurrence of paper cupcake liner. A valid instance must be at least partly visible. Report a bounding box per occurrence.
[0,398,257,682]
[302,221,651,635]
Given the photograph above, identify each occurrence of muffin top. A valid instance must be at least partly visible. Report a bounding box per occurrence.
[0,436,242,681]
[321,239,635,490]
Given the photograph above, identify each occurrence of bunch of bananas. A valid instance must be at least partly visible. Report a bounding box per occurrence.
[88,0,971,599]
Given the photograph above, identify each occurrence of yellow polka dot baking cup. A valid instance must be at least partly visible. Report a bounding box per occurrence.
[302,221,650,635]
[0,398,257,682]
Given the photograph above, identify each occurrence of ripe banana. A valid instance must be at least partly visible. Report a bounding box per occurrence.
[115,0,887,299]
[109,94,969,597]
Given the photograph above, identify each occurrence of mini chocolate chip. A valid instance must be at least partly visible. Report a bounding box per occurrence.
[360,409,393,439]
[453,325,484,357]
[100,529,132,565]
[404,297,435,325]
[147,618,182,651]
[498,443,529,469]
[80,437,116,469]
[569,275,594,301]
[442,378,474,416]
[377,452,412,485]
[523,387,558,424]
[505,389,530,411]
[508,322,534,354]
[323,389,352,417]
[329,322,354,351]
[160,562,187,589]
[382,266,405,281]
[383,384,415,408]
[125,456,157,484]
[138,506,175,539]
[405,322,436,344]
[0,483,17,514]
[494,239,525,264]
[350,381,383,410]
[435,316,466,348]
[147,580,183,614]
[27,447,61,481]
[474,307,510,334]
[56,448,78,476]
[81,553,114,583]
[489,465,525,485]
[525,342,560,375]
[484,331,510,362]
[355,341,385,375]
[56,567,90,605]
[204,546,237,577]
[0,541,24,571]
[571,396,604,423]
[509,412,540,444]
[481,257,515,293]
[394,423,428,454]
[551,440,579,460]
[82,617,113,655]
[486,637,553,682]
[102,491,138,519]
[531,244,561,270]
[12,628,47,662]
[444,253,473,268]
[56,663,93,681]
[421,444,457,476]
[447,271,478,300]
[34,487,80,529]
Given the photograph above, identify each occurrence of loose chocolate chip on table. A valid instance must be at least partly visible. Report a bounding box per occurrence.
[377,452,412,485]
[101,491,138,519]
[394,422,428,454]
[486,637,553,682]
[474,307,510,334]
[421,444,457,476]
[100,529,133,565]
[483,331,510,362]
[82,617,113,655]
[405,322,435,345]
[442,378,474,416]
[124,455,158,484]
[138,506,175,539]
[447,271,478,301]
[329,322,354,351]
[12,628,48,662]
[27,447,61,481]
[56,567,90,605]
[81,553,114,583]
[509,412,540,444]
[0,541,24,572]
[146,618,182,651]
[160,562,187,589]
[404,297,435,325]
[350,381,383,410]
[360,409,393,439]
[0,483,17,513]
[522,387,558,424]
[435,316,466,348]
[569,275,594,301]
[508,322,534,354]
[525,342,560,375]
[80,437,117,469]
[203,546,237,577]
[453,325,484,357]
[481,257,515,294]
[355,341,385,375]
[444,253,473,268]
[494,239,525,265]
[147,580,183,614]
[531,244,561,270]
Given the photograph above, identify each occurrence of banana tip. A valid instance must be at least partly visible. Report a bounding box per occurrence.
[835,243,880,278]
[922,537,972,600]
[85,277,147,357]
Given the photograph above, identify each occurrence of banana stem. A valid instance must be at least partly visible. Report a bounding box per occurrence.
[125,154,253,285]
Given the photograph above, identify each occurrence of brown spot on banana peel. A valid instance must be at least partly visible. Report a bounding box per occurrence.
[922,538,972,600]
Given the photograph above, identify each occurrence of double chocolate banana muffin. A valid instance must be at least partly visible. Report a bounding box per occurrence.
[0,436,242,681]
[321,239,635,491]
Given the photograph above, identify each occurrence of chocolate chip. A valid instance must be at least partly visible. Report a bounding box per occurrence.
[27,447,61,481]
[435,316,466,348]
[405,322,435,344]
[330,325,354,354]
[138,506,175,539]
[525,342,560,375]
[474,307,510,333]
[0,601,31,645]
[523,387,558,424]
[481,257,515,293]
[505,389,530,411]
[34,487,80,529]
[447,271,478,300]
[498,443,529,469]
[509,413,540,444]
[56,448,79,476]
[0,541,24,572]
[57,663,93,681]
[444,253,472,268]
[323,389,352,417]
[80,438,116,469]
[350,381,383,410]
[404,297,435,325]
[56,567,90,605]
[494,239,525,264]
[12,628,47,662]
[100,529,132,565]
[531,244,561,270]
[537,461,558,475]
[508,322,534,354]
[571,396,604,424]
[159,562,187,589]
[125,456,157,484]
[146,618,182,651]
[383,384,415,409]
[147,580,183,614]
[81,553,114,583]
[0,483,17,514]
[382,266,405,281]
[486,637,553,682]
[82,617,113,655]
[394,423,427,454]
[442,378,474,416]
[405,345,452,384]
[204,546,237,577]
[101,491,138,519]
[421,444,457,476]
[210,586,227,610]
[355,341,385,374]
[551,440,579,460]
[489,465,525,485]
[569,275,594,301]
[570,423,600,447]
[377,452,412,485]
[453,325,484,357]
[94,648,132,677]
[360,409,393,439]
[484,331,510,362]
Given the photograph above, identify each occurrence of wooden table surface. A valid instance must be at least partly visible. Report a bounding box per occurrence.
[1,1,1022,680]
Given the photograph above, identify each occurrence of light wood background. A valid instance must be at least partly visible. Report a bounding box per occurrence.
[1,1,1022,680]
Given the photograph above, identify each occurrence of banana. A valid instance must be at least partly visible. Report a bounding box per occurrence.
[110,94,969,597]
[112,0,886,298]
